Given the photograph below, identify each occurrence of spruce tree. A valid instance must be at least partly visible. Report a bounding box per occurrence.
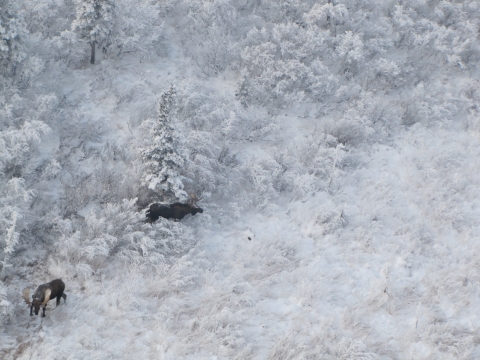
[141,86,187,201]
[72,0,116,64]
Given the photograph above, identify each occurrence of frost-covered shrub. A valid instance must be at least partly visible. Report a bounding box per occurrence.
[370,58,401,88]
[239,155,284,208]
[57,137,141,217]
[17,55,47,88]
[18,0,85,66]
[113,0,164,58]
[303,2,349,31]
[239,23,340,107]
[291,132,346,190]
[258,133,348,201]
[173,0,241,77]
[325,109,374,146]
[177,84,240,135]
[22,0,74,37]
[0,113,50,178]
[174,86,244,197]
[53,198,194,278]
[336,31,364,77]
[189,24,237,77]
[233,5,348,105]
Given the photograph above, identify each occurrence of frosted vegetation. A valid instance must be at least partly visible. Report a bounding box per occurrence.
[1,0,480,358]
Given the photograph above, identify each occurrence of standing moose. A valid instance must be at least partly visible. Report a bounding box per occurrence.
[146,194,204,222]
[23,279,67,317]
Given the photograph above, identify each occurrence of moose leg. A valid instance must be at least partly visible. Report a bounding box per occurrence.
[42,305,46,317]
[56,295,61,307]
[30,305,33,316]
[90,41,96,65]
[62,293,67,304]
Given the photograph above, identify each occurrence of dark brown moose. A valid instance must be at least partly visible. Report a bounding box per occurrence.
[23,279,67,317]
[146,203,203,222]
[146,194,203,222]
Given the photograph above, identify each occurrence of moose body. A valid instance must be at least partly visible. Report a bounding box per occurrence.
[23,279,66,317]
[146,202,203,222]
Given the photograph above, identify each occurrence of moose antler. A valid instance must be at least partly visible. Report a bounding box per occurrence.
[189,193,202,206]
[23,288,31,305]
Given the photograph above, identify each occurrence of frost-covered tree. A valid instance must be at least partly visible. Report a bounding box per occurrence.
[0,119,51,178]
[141,86,187,201]
[0,93,50,279]
[304,2,348,34]
[0,0,27,75]
[0,178,34,280]
[114,0,163,58]
[72,0,116,64]
[0,280,11,325]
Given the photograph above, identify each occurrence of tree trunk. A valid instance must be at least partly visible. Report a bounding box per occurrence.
[90,41,96,65]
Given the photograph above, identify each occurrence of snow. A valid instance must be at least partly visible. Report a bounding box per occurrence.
[2,0,480,358]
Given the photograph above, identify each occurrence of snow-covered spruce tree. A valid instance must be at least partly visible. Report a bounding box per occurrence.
[72,0,116,64]
[0,0,27,76]
[141,86,187,202]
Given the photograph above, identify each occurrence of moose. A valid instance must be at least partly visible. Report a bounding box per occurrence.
[23,279,67,317]
[146,194,203,222]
